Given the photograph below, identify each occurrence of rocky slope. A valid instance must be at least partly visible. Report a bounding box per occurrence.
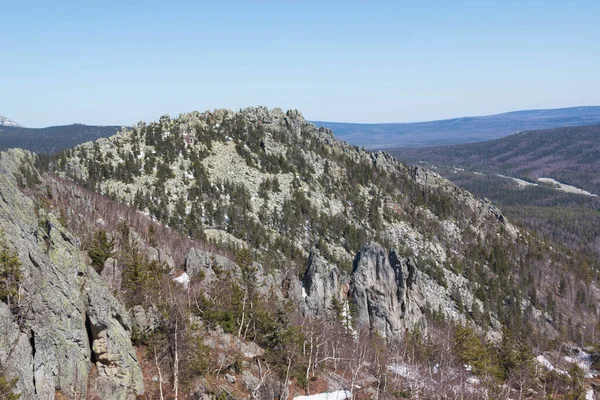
[1,105,599,397]
[0,150,143,399]
[53,106,599,344]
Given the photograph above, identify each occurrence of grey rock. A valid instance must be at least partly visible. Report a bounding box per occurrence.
[131,305,160,337]
[303,249,344,316]
[350,242,425,340]
[0,149,143,399]
[100,256,122,291]
[185,247,240,283]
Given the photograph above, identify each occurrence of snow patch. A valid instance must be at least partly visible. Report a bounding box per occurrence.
[496,174,538,188]
[536,355,567,375]
[538,178,598,197]
[565,350,595,378]
[174,272,190,288]
[388,363,420,380]
[587,388,594,400]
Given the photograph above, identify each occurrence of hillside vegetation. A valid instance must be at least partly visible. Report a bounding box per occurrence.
[0,123,122,154]
[390,124,600,260]
[1,107,599,398]
[391,124,600,195]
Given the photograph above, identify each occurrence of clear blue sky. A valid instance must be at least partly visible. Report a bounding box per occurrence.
[2,0,599,127]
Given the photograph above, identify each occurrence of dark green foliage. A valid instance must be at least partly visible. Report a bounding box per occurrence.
[0,367,20,400]
[118,226,169,307]
[454,324,501,380]
[0,230,21,306]
[15,156,41,189]
[87,229,114,273]
[0,124,121,154]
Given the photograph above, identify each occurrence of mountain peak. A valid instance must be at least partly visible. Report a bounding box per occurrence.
[0,115,23,128]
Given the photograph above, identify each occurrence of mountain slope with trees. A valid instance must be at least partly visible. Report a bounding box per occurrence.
[1,107,598,398]
[390,124,600,260]
[0,123,123,154]
[390,124,600,195]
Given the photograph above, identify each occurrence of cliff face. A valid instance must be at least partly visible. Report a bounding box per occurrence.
[0,150,143,399]
[350,242,423,339]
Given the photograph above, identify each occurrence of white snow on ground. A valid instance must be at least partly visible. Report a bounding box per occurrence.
[173,272,190,288]
[388,364,420,381]
[587,388,595,400]
[538,178,598,197]
[565,350,595,378]
[302,286,308,299]
[536,355,568,375]
[293,390,351,400]
[496,174,538,188]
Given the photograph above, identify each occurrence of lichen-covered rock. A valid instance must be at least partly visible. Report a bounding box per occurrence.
[0,149,143,399]
[131,304,160,337]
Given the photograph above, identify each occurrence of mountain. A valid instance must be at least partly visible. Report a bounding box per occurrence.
[313,105,600,149]
[0,123,123,154]
[390,124,600,196]
[2,107,599,399]
[389,124,600,260]
[0,115,22,127]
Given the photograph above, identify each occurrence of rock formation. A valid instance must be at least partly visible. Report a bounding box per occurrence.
[0,150,143,399]
[350,242,425,339]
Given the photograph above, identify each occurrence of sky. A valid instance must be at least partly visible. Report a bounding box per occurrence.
[2,0,600,127]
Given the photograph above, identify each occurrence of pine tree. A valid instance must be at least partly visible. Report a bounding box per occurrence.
[87,229,115,273]
[0,230,21,307]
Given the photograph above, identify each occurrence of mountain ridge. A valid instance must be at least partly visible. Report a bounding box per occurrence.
[0,123,123,154]
[390,123,600,194]
[1,106,599,398]
[312,105,600,148]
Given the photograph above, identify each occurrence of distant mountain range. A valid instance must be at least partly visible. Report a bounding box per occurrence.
[390,123,600,195]
[0,115,23,127]
[389,124,600,259]
[0,123,123,154]
[312,105,600,148]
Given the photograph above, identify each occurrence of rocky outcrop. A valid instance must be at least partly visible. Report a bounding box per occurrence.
[302,249,345,316]
[0,150,143,399]
[184,247,240,283]
[184,246,303,304]
[301,243,426,339]
[350,242,425,340]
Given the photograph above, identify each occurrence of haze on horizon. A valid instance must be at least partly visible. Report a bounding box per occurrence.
[2,0,599,128]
